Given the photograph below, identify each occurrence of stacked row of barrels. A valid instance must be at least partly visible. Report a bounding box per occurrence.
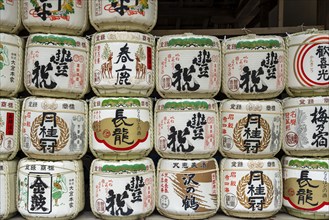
[0,1,328,220]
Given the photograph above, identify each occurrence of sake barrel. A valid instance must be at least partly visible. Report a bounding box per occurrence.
[221,158,282,218]
[0,160,17,219]
[156,34,221,98]
[21,96,88,160]
[90,97,153,160]
[219,99,282,158]
[283,97,329,156]
[155,99,218,159]
[89,0,157,33]
[90,158,155,220]
[0,33,24,97]
[24,33,90,99]
[17,158,84,220]
[91,32,155,97]
[0,98,20,160]
[222,34,285,99]
[157,158,220,219]
[283,156,329,219]
[0,0,21,34]
[22,0,88,36]
[286,29,329,97]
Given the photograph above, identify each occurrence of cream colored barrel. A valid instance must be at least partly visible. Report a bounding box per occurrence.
[221,158,282,218]
[156,158,220,219]
[0,98,20,160]
[282,156,329,219]
[156,34,221,98]
[155,99,218,159]
[0,160,17,219]
[0,0,21,34]
[0,33,24,97]
[89,0,157,33]
[21,97,88,160]
[222,34,286,99]
[90,158,155,220]
[283,97,329,156]
[219,99,282,158]
[91,31,155,97]
[24,33,90,99]
[286,29,329,97]
[22,0,88,35]
[89,97,153,160]
[17,158,84,220]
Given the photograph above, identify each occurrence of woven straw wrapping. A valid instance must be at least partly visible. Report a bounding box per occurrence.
[89,97,153,160]
[21,0,89,36]
[282,156,329,220]
[219,99,283,159]
[24,34,90,99]
[154,99,219,159]
[17,158,84,220]
[21,96,88,160]
[222,34,286,99]
[0,33,24,97]
[156,34,221,98]
[285,29,329,97]
[0,98,20,160]
[220,158,283,218]
[156,158,220,219]
[90,158,155,220]
[282,96,329,156]
[0,0,22,34]
[90,32,155,97]
[89,0,157,33]
[0,160,18,219]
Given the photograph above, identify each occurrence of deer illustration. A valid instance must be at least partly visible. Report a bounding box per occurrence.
[135,53,147,79]
[101,52,113,79]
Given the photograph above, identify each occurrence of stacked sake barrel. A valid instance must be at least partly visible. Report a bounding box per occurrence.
[88,1,158,219]
[0,1,23,219]
[154,34,221,219]
[282,29,329,220]
[220,34,285,218]
[15,1,90,219]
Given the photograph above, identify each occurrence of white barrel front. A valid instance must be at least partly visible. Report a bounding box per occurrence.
[282,156,329,220]
[286,30,329,96]
[17,158,84,220]
[283,97,329,156]
[21,97,88,160]
[22,0,88,35]
[155,99,218,159]
[219,99,282,158]
[156,34,221,98]
[221,158,282,218]
[0,98,20,160]
[157,158,219,219]
[0,0,21,33]
[24,34,90,99]
[91,32,155,97]
[0,160,17,219]
[0,33,24,97]
[90,97,153,159]
[90,158,155,220]
[222,34,285,99]
[89,0,157,33]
